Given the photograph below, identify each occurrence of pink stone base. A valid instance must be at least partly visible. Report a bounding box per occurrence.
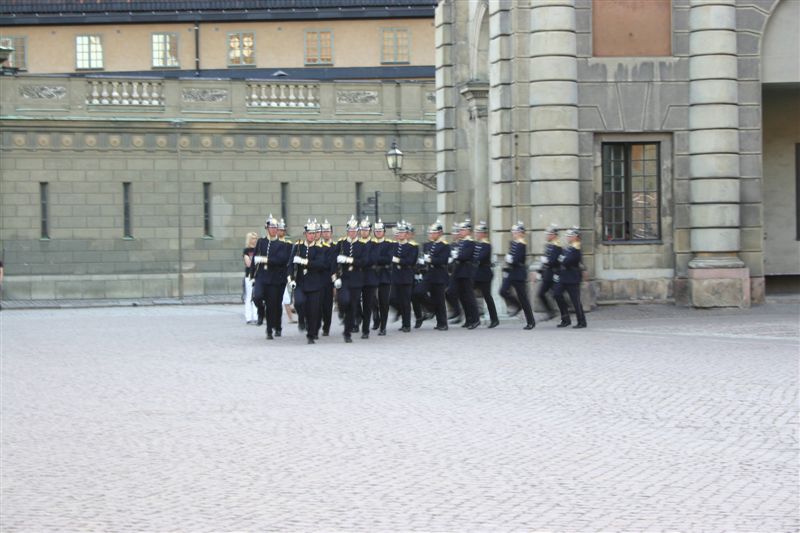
[688,267,751,308]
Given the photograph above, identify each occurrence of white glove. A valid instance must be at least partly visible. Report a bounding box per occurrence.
[424,254,431,263]
[289,280,297,290]
[450,248,458,259]
[553,274,560,283]
[346,257,354,264]
[334,278,342,289]
[392,256,400,264]
[558,254,565,262]
[254,255,268,265]
[541,256,549,264]
[505,253,513,264]
[292,256,304,265]
[416,257,425,265]
[448,257,454,264]
[337,255,348,264]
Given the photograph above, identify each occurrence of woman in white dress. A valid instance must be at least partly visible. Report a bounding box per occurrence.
[242,232,258,324]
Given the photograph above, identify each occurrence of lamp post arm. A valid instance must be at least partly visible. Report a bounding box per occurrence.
[398,172,437,191]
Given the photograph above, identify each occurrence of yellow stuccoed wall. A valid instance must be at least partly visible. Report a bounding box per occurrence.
[1,18,435,74]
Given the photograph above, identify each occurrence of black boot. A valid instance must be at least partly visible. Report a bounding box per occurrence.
[557,319,571,328]
[488,319,499,329]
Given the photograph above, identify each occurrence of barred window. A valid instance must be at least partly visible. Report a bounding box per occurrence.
[0,35,27,70]
[381,28,409,64]
[152,33,179,68]
[40,182,49,239]
[203,182,212,238]
[123,182,132,238]
[76,35,103,70]
[228,32,255,66]
[602,142,661,241]
[305,30,333,65]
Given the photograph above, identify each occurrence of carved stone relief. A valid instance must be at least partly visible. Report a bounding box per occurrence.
[336,90,379,105]
[181,88,229,103]
[20,85,67,100]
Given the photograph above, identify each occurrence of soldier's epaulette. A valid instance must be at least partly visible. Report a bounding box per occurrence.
[337,236,346,243]
[387,238,396,243]
[481,238,490,243]
[410,240,419,246]
[463,236,474,241]
[515,238,527,245]
[441,239,449,245]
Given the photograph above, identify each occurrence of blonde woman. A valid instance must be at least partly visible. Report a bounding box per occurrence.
[243,232,259,324]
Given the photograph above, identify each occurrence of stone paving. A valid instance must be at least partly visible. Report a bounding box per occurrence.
[1,303,798,532]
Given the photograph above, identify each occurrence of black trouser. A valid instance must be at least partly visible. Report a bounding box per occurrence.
[254,281,283,334]
[446,277,462,318]
[500,277,535,326]
[374,283,391,331]
[474,280,498,323]
[455,277,479,325]
[337,285,360,339]
[391,284,413,328]
[321,282,333,333]
[360,285,376,334]
[299,288,321,339]
[276,281,287,332]
[415,282,448,327]
[537,271,557,315]
[412,280,423,320]
[554,282,586,325]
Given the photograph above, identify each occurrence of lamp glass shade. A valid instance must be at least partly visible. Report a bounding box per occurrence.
[385,142,403,172]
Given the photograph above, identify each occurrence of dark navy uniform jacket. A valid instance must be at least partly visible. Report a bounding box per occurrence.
[503,239,528,282]
[423,239,450,285]
[473,239,493,283]
[452,237,476,280]
[539,241,562,281]
[390,240,418,285]
[557,245,583,285]
[372,239,394,285]
[361,239,379,287]
[253,236,290,285]
[336,237,367,289]
[293,242,327,292]
[319,239,336,283]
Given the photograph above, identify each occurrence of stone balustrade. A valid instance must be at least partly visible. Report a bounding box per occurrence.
[0,75,436,121]
[87,78,165,106]
[245,82,318,109]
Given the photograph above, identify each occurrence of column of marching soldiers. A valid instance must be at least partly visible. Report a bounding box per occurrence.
[251,214,587,344]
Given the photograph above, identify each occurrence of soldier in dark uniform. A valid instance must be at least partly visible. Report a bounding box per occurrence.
[553,226,587,329]
[370,220,394,336]
[276,218,292,333]
[253,214,291,339]
[318,220,335,336]
[408,224,430,329]
[499,221,535,330]
[445,222,463,323]
[290,220,328,343]
[451,219,480,329]
[473,221,499,328]
[413,220,451,330]
[390,220,418,332]
[537,223,561,321]
[334,216,366,343]
[358,217,377,339]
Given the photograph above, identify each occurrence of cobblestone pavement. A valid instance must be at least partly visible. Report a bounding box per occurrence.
[1,303,798,532]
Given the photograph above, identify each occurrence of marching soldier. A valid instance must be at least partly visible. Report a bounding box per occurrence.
[473,221,499,328]
[553,226,587,329]
[318,220,335,336]
[358,217,377,339]
[289,220,328,343]
[408,223,429,329]
[499,221,535,330]
[390,220,418,332]
[451,219,480,329]
[276,218,292,331]
[253,214,291,339]
[445,222,463,323]
[537,223,561,321]
[413,220,451,330]
[371,220,393,336]
[334,215,367,343]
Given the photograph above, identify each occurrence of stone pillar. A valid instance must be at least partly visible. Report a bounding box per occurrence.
[435,0,458,226]
[528,0,580,250]
[460,81,490,222]
[687,0,750,307]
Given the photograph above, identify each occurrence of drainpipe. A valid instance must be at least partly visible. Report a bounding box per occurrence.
[194,21,200,76]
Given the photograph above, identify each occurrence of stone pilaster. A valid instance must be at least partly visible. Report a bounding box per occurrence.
[460,81,490,223]
[435,0,458,225]
[528,0,580,251]
[687,0,749,307]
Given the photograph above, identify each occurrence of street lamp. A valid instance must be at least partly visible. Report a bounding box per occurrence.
[385,139,436,190]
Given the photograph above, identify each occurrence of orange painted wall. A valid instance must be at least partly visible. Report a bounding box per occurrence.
[592,0,672,57]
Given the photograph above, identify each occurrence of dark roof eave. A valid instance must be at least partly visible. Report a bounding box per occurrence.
[0,7,435,26]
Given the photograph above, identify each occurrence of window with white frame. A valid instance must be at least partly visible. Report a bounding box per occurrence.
[0,35,27,70]
[152,33,179,68]
[76,35,103,70]
[305,30,333,65]
[381,28,409,64]
[228,32,255,66]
